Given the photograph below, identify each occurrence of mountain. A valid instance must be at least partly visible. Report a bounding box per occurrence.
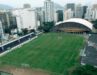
[54,3,64,11]
[0,4,13,10]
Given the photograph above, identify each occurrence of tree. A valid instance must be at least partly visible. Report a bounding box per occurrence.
[38,26,43,31]
[4,28,11,34]
[22,28,29,35]
[43,21,54,32]
[30,29,36,34]
[71,65,97,75]
[92,20,97,29]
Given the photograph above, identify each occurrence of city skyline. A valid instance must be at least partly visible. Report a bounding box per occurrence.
[0,0,97,8]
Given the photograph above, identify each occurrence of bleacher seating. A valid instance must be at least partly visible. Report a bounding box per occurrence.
[0,33,36,53]
[53,22,91,33]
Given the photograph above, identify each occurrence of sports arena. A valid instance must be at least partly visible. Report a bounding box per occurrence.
[53,18,93,33]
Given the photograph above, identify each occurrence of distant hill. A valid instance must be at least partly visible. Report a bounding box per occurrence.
[54,3,64,11]
[0,4,13,10]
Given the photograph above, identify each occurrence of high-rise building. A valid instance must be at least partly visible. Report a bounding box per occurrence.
[12,8,37,32]
[64,9,73,20]
[0,21,4,39]
[75,4,83,18]
[85,7,92,21]
[56,10,63,22]
[82,6,88,19]
[66,3,75,17]
[91,4,97,21]
[92,9,97,21]
[23,4,31,8]
[66,3,75,11]
[44,0,54,22]
[54,11,58,23]
[85,4,97,21]
[92,4,97,10]
[0,10,17,34]
[36,7,45,26]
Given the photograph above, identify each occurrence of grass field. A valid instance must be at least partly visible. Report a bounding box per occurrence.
[0,33,85,75]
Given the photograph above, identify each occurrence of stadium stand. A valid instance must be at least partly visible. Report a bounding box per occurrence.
[53,18,93,33]
[0,33,36,53]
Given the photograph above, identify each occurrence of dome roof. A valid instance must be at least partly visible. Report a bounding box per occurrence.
[56,18,93,30]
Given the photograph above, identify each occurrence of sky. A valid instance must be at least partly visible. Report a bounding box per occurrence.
[0,0,97,8]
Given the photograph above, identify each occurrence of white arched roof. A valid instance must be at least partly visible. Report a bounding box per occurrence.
[56,18,93,30]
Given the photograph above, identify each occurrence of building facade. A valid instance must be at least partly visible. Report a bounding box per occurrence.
[0,21,4,39]
[23,4,31,8]
[64,9,74,20]
[56,10,63,22]
[75,4,83,18]
[44,0,54,22]
[0,10,17,34]
[85,4,97,21]
[66,3,75,17]
[36,7,45,27]
[85,7,92,21]
[12,8,37,32]
[82,6,88,19]
[91,4,97,21]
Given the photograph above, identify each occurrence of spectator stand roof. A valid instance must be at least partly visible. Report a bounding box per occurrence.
[56,18,93,30]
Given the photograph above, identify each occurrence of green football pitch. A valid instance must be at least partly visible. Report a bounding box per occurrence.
[0,33,85,75]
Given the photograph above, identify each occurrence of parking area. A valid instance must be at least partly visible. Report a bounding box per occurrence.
[81,34,97,66]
